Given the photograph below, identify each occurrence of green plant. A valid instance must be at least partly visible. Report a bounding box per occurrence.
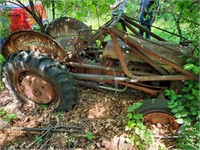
[0,109,6,117]
[66,136,75,148]
[57,111,63,121]
[177,122,200,149]
[0,54,5,90]
[165,48,200,149]
[35,135,43,145]
[4,113,17,123]
[0,109,18,123]
[87,132,94,141]
[125,102,154,150]
[40,104,47,110]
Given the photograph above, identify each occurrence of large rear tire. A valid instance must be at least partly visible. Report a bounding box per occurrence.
[3,50,78,111]
[136,98,179,130]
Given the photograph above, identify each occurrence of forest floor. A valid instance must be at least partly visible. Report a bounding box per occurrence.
[0,87,177,150]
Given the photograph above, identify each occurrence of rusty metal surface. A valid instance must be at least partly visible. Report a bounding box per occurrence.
[110,32,137,79]
[117,81,159,95]
[1,14,198,96]
[143,112,179,130]
[110,27,198,80]
[1,30,66,60]
[46,17,91,53]
[19,73,57,104]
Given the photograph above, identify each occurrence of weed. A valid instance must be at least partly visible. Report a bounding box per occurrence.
[165,51,200,149]
[0,54,5,90]
[40,104,47,110]
[87,132,94,141]
[0,109,17,123]
[66,136,75,148]
[35,135,43,145]
[125,102,154,150]
[57,111,63,121]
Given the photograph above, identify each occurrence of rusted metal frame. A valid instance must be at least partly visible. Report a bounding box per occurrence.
[71,73,130,82]
[68,62,157,76]
[109,32,138,80]
[131,43,198,81]
[120,18,142,36]
[71,18,115,55]
[119,19,127,32]
[109,27,168,75]
[127,45,168,75]
[71,73,158,95]
[111,27,198,80]
[134,82,165,89]
[137,75,196,81]
[123,15,165,41]
[109,12,123,29]
[117,81,159,95]
[66,62,157,76]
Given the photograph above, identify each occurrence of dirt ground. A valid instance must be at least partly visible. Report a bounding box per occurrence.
[0,87,177,150]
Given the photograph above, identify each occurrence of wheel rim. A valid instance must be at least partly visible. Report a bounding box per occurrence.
[143,112,179,130]
[15,72,57,104]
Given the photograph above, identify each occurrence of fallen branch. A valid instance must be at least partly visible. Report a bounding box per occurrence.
[3,125,84,133]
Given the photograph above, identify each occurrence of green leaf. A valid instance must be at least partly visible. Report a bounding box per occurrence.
[184,94,194,100]
[191,111,197,115]
[40,104,47,110]
[182,87,190,92]
[127,120,135,129]
[87,132,94,140]
[176,118,184,124]
[177,106,184,111]
[35,135,43,145]
[0,54,5,63]
[127,102,142,112]
[173,101,178,107]
[133,114,143,120]
[0,109,6,117]
[177,94,183,98]
[167,100,174,105]
[175,113,181,118]
[186,58,196,63]
[168,104,175,109]
[184,118,192,123]
[171,108,178,113]
[127,113,133,119]
[181,111,188,117]
[8,113,17,119]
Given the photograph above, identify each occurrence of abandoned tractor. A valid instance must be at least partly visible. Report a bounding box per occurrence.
[1,13,198,130]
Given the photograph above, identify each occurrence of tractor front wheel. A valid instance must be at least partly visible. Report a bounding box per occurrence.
[3,50,78,111]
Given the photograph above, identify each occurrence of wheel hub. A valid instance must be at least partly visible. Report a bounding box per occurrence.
[19,73,57,104]
[143,112,179,130]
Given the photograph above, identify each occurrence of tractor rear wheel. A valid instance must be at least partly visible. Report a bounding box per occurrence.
[3,50,78,111]
[136,98,179,130]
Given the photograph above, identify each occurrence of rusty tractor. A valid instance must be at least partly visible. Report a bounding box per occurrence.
[1,12,198,129]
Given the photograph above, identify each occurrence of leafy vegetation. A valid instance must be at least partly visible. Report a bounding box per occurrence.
[56,111,63,122]
[165,44,199,149]
[125,102,154,149]
[66,135,75,148]
[35,135,43,145]
[40,104,47,110]
[0,54,5,90]
[87,132,94,141]
[0,109,17,124]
